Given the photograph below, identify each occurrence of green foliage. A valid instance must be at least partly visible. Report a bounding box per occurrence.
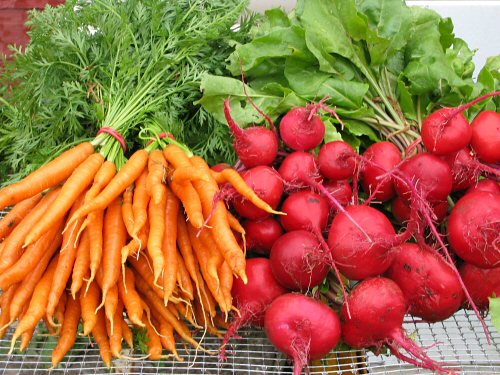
[0,0,256,182]
[199,0,499,153]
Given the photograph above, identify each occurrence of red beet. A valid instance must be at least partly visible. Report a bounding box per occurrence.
[318,141,356,180]
[386,243,464,322]
[270,230,329,291]
[342,277,453,374]
[280,190,329,233]
[244,217,284,256]
[265,293,341,375]
[467,179,500,195]
[471,110,500,164]
[279,107,325,151]
[459,262,500,310]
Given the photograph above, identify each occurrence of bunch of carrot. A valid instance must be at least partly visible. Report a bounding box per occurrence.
[0,140,279,367]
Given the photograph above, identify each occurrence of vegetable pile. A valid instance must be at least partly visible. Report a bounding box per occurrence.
[1,0,500,374]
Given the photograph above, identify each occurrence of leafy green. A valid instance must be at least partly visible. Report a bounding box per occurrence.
[0,0,256,182]
[199,0,499,153]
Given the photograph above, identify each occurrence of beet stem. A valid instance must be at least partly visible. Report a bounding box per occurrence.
[453,90,500,117]
[224,98,247,139]
[314,182,373,243]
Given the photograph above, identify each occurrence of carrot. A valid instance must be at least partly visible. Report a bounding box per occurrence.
[219,260,234,316]
[81,279,100,336]
[122,185,135,237]
[226,210,246,236]
[71,228,91,299]
[118,267,145,327]
[189,157,247,283]
[162,186,179,303]
[128,254,163,300]
[193,298,223,338]
[132,167,149,239]
[54,291,68,329]
[67,149,149,227]
[162,144,193,168]
[52,293,81,367]
[136,273,205,351]
[91,308,113,368]
[210,169,224,185]
[171,166,209,184]
[195,266,217,318]
[0,220,63,291]
[0,283,19,338]
[105,301,124,358]
[0,142,94,211]
[24,153,104,247]
[170,181,204,229]
[176,250,194,301]
[147,188,166,287]
[0,188,60,273]
[121,223,149,264]
[155,316,183,361]
[20,328,35,352]
[95,266,119,335]
[120,316,134,350]
[176,213,200,289]
[144,319,167,360]
[0,194,42,241]
[8,254,59,329]
[46,193,86,326]
[219,166,283,215]
[199,229,224,289]
[188,224,227,314]
[86,209,104,289]
[100,198,127,308]
[146,149,168,205]
[9,253,59,352]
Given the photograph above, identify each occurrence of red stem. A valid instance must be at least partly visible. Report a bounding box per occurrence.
[239,59,277,132]
[453,90,500,117]
[224,98,247,139]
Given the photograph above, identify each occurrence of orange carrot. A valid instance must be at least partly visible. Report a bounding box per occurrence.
[162,186,179,303]
[226,210,246,236]
[120,316,133,350]
[118,267,145,327]
[121,223,149,264]
[146,149,168,205]
[194,265,217,318]
[132,167,149,239]
[136,273,202,350]
[176,213,200,289]
[193,298,223,338]
[147,189,166,287]
[24,153,104,247]
[52,293,81,366]
[46,193,86,326]
[105,301,124,358]
[8,254,59,328]
[198,229,224,289]
[219,166,283,215]
[0,194,42,241]
[71,229,91,299]
[219,260,234,316]
[176,251,194,301]
[0,188,60,273]
[0,283,19,338]
[54,291,68,329]
[81,279,100,336]
[162,144,192,169]
[189,157,247,283]
[144,319,166,360]
[100,198,127,307]
[155,316,182,361]
[91,308,113,368]
[171,166,209,184]
[95,266,119,334]
[10,253,59,351]
[122,185,135,237]
[0,142,94,211]
[85,160,117,201]
[0,220,63,291]
[188,224,227,314]
[170,181,204,229]
[86,209,104,288]
[128,254,163,300]
[67,149,149,227]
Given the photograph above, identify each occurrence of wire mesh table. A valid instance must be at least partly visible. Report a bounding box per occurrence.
[0,212,499,374]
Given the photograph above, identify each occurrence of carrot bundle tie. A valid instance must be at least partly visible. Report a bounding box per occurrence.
[97,128,127,152]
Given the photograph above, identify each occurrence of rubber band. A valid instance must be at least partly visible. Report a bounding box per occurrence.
[97,127,127,152]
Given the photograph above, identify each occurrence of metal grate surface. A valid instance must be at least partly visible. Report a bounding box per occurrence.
[1,212,500,374]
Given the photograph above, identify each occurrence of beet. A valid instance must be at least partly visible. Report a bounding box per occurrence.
[459,262,500,310]
[471,110,500,164]
[280,190,329,233]
[386,243,464,322]
[342,277,453,373]
[265,293,341,375]
[318,141,356,180]
[270,230,329,291]
[279,106,325,151]
[244,217,284,256]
